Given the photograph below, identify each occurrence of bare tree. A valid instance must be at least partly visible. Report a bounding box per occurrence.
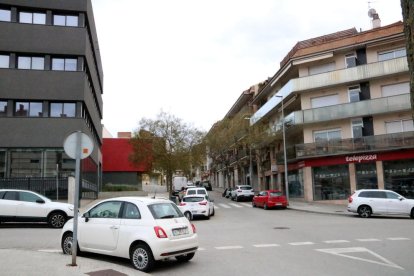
[401,0,414,118]
[129,111,205,196]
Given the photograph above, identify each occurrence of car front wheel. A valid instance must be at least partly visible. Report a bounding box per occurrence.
[61,232,80,255]
[49,212,66,228]
[358,205,372,218]
[131,243,155,272]
[175,252,195,262]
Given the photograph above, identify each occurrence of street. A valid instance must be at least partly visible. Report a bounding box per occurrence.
[1,190,413,275]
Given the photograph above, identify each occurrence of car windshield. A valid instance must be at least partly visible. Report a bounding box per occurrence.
[148,202,183,219]
[183,196,204,203]
[270,192,283,197]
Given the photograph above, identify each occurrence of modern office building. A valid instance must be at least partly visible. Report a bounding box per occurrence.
[0,0,103,197]
[209,13,413,202]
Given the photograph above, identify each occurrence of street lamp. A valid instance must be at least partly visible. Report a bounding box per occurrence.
[276,95,289,202]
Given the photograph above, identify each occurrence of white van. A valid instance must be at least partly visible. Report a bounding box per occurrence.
[172,176,188,194]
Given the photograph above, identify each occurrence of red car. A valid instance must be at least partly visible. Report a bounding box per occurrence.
[252,190,288,210]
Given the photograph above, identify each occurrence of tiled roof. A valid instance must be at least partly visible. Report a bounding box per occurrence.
[280,21,404,68]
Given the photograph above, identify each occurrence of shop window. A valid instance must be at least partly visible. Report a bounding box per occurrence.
[383,159,414,199]
[0,54,9,68]
[355,163,377,190]
[50,103,76,117]
[0,9,11,22]
[288,170,304,198]
[19,11,46,24]
[0,101,7,116]
[313,165,350,200]
[378,48,406,61]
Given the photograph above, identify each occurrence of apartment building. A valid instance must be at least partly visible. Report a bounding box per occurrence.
[249,17,413,202]
[0,0,103,196]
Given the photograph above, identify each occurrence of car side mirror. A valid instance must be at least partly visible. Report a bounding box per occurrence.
[84,212,90,222]
[36,199,45,204]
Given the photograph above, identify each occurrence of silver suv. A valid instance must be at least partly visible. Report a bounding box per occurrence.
[230,185,254,202]
[347,189,414,218]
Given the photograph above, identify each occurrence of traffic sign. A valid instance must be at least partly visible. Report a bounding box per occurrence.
[63,131,94,159]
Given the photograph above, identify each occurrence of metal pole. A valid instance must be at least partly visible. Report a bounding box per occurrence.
[71,131,82,266]
[281,98,289,202]
[56,163,59,201]
[249,147,253,187]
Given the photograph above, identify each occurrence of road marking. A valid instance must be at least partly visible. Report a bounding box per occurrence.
[387,237,410,241]
[356,238,381,242]
[218,203,231,209]
[240,203,252,207]
[323,240,349,244]
[215,246,243,250]
[253,244,280,248]
[316,247,403,270]
[289,242,315,246]
[228,203,243,208]
[38,249,61,253]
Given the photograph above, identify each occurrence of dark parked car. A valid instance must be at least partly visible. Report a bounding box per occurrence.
[202,181,212,191]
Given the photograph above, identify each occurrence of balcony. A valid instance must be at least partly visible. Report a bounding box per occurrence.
[251,57,408,125]
[295,131,414,159]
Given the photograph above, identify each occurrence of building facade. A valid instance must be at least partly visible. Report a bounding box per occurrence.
[209,16,413,203]
[0,0,103,195]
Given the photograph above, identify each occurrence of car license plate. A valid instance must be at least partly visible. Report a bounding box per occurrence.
[173,227,189,236]
[276,203,282,206]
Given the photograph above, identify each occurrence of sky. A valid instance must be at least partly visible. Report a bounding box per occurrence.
[91,0,404,137]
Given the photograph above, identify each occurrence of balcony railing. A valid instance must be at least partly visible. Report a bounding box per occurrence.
[251,57,408,125]
[295,131,414,158]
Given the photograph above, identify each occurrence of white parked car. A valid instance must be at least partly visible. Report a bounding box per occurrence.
[178,195,214,220]
[61,197,198,272]
[347,189,414,218]
[0,189,74,228]
[230,185,254,201]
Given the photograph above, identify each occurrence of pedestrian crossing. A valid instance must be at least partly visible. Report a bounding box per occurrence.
[215,202,252,209]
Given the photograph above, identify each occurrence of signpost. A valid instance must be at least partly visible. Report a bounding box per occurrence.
[63,131,94,266]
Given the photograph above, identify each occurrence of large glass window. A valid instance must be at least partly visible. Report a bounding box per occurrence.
[355,163,377,190]
[53,15,78,27]
[313,165,350,200]
[383,159,414,199]
[44,150,75,177]
[288,169,304,198]
[0,55,9,68]
[19,12,46,24]
[17,56,44,70]
[0,101,7,116]
[15,102,43,117]
[52,58,77,71]
[378,48,406,61]
[50,103,76,117]
[313,129,341,142]
[10,150,42,177]
[0,9,11,22]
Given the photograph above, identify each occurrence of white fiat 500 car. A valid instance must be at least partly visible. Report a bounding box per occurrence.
[61,197,198,272]
[178,194,214,220]
[347,189,414,218]
[0,189,74,228]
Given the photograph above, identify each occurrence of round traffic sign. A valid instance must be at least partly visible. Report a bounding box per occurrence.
[63,131,94,159]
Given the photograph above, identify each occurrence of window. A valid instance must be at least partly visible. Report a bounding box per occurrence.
[378,48,406,61]
[0,9,11,22]
[19,12,46,24]
[0,54,9,68]
[311,94,339,108]
[309,62,335,75]
[53,14,78,27]
[385,119,414,134]
[19,192,41,203]
[89,201,122,218]
[4,191,18,200]
[351,118,363,138]
[17,56,44,70]
[50,103,76,117]
[348,85,361,102]
[15,102,43,117]
[313,129,341,142]
[0,101,7,116]
[10,150,42,177]
[345,53,357,68]
[122,203,141,219]
[52,58,77,71]
[381,82,409,97]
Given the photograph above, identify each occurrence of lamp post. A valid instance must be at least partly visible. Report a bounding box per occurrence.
[276,95,289,202]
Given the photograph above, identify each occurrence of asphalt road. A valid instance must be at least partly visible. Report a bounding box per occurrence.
[1,190,413,275]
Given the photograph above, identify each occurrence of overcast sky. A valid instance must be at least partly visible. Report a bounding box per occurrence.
[91,0,403,137]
